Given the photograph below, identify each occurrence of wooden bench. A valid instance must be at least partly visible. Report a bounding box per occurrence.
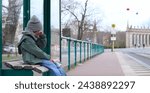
[4,61,49,75]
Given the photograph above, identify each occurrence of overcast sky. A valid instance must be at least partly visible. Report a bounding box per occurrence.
[30,0,60,28]
[3,0,150,31]
[88,0,150,31]
[62,0,150,31]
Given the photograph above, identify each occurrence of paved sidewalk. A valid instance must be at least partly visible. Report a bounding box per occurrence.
[67,51,124,76]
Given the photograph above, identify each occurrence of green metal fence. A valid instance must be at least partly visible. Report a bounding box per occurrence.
[61,36,104,70]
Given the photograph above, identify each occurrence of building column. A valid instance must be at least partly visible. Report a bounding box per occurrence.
[134,34,136,46]
[134,34,138,47]
[142,34,144,45]
[143,34,146,46]
[145,35,147,46]
[137,34,139,46]
[149,34,150,47]
[139,34,141,45]
[135,34,137,46]
[132,34,134,47]
[147,34,149,46]
[130,34,133,47]
[140,34,143,46]
[139,34,141,46]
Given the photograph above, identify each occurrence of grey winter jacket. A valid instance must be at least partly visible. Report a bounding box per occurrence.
[18,31,50,64]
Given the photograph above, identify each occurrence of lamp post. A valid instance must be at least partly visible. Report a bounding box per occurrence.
[111,24,116,52]
[126,8,130,28]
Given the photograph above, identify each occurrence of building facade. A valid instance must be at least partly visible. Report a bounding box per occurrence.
[126,25,150,48]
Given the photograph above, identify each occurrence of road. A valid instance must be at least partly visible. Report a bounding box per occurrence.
[120,48,150,66]
[114,48,150,76]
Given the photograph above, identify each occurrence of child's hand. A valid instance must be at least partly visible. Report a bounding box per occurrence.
[51,58,61,67]
[34,31,43,38]
[50,59,54,62]
[37,31,43,36]
[52,58,60,62]
[50,58,60,63]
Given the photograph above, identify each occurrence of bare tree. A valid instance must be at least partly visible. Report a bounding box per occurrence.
[62,0,103,40]
[2,0,22,46]
[115,32,126,48]
[62,0,90,40]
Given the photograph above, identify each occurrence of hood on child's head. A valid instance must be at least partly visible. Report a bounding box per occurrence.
[26,15,42,32]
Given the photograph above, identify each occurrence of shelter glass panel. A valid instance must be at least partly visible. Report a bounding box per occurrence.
[51,0,60,59]
[30,0,43,27]
[2,0,23,62]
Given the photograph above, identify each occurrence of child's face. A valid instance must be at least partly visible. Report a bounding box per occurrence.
[33,31,43,37]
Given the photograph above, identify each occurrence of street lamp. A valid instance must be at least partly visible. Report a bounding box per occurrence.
[126,8,139,26]
[126,8,130,26]
[126,8,130,11]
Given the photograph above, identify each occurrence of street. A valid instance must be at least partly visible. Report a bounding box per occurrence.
[114,48,150,76]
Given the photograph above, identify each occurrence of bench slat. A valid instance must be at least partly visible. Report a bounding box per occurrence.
[4,61,48,74]
[33,66,49,73]
[23,65,40,70]
[4,61,24,69]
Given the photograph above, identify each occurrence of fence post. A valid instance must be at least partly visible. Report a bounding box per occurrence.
[90,43,92,58]
[79,42,82,63]
[84,42,86,61]
[74,41,77,66]
[67,39,71,70]
[87,43,88,59]
[94,44,96,56]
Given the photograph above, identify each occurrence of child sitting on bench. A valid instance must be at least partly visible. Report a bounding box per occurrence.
[18,15,66,76]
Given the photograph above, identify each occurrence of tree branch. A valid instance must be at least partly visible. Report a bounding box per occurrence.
[2,5,8,10]
[64,7,80,26]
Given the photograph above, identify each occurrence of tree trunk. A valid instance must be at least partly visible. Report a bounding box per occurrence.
[77,0,88,40]
[3,0,22,45]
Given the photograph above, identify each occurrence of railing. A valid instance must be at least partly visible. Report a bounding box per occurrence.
[61,36,104,70]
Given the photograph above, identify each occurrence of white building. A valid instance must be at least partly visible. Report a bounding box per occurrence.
[126,25,150,48]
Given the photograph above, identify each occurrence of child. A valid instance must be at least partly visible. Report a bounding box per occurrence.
[18,15,66,76]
